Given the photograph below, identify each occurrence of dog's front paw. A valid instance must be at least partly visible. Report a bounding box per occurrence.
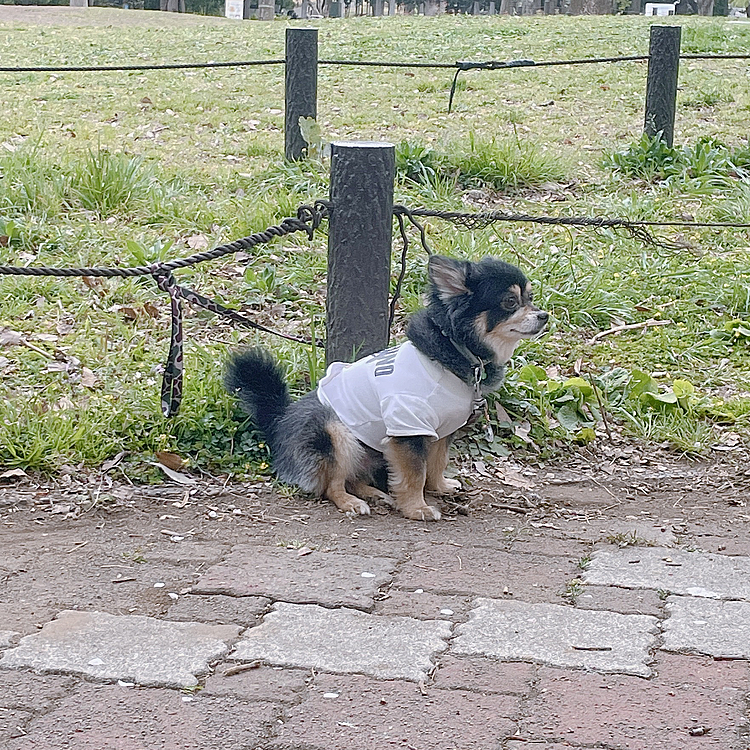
[346,498,372,516]
[428,477,462,495]
[401,503,442,522]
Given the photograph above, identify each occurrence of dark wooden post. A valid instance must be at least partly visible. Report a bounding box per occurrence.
[285,28,318,161]
[644,25,681,147]
[326,142,395,365]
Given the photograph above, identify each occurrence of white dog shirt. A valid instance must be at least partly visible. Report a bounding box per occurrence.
[316,341,474,451]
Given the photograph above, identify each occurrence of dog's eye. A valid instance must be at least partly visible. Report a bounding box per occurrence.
[501,295,519,311]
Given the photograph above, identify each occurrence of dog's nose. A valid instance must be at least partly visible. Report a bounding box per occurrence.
[536,311,549,325]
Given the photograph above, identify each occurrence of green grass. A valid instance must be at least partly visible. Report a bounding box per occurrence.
[2,9,750,476]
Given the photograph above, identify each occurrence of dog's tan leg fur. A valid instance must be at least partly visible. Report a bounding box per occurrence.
[383,439,441,521]
[321,422,370,516]
[425,437,461,495]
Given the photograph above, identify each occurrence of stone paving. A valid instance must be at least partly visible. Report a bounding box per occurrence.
[0,611,240,688]
[1,474,750,749]
[453,599,658,676]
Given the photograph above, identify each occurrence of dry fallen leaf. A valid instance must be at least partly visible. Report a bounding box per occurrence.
[473,460,491,477]
[0,328,23,346]
[186,234,209,250]
[514,421,533,444]
[0,468,27,482]
[143,302,160,318]
[46,361,70,373]
[153,462,196,485]
[81,276,105,291]
[80,367,97,388]
[155,451,187,471]
[110,305,139,321]
[497,467,535,490]
[101,451,126,472]
[494,402,512,425]
[53,396,75,411]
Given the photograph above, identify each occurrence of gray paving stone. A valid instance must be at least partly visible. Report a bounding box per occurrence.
[663,595,750,659]
[193,547,396,610]
[452,598,658,677]
[0,631,19,648]
[583,547,750,600]
[0,610,240,688]
[231,602,451,682]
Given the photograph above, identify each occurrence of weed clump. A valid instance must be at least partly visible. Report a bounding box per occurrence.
[604,133,750,187]
[70,149,154,216]
[396,135,567,192]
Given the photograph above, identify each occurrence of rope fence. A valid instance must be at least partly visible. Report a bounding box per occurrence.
[2,28,750,414]
[2,23,749,156]
[0,204,327,417]
[4,26,747,148]
[1,52,748,75]
[2,197,749,417]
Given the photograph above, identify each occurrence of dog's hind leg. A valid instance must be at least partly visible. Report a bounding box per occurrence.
[322,421,371,516]
[383,436,441,521]
[349,482,395,508]
[425,437,461,495]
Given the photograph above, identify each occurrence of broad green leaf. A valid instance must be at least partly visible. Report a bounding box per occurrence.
[672,379,695,410]
[562,377,594,399]
[556,402,584,432]
[575,427,596,444]
[629,370,658,398]
[518,364,547,385]
[641,391,678,410]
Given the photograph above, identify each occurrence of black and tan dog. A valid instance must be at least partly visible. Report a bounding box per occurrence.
[225,255,548,521]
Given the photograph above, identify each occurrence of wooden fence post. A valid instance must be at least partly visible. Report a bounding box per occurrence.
[326,142,395,365]
[644,25,681,147]
[285,28,318,161]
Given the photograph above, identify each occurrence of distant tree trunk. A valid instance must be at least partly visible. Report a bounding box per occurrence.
[162,0,185,10]
[696,0,713,12]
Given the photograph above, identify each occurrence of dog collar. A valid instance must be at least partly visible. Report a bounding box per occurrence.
[447,336,491,372]
[446,337,495,442]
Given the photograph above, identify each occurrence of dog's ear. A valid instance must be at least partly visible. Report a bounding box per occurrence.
[428,255,471,301]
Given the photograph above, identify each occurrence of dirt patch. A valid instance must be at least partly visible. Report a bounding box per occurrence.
[0,5,231,28]
[1,456,749,636]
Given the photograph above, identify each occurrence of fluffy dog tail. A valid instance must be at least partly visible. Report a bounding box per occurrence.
[224,348,290,448]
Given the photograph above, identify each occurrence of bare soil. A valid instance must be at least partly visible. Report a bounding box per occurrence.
[0,5,229,27]
[2,454,749,637]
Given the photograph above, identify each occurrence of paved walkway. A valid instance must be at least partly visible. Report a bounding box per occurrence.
[1,462,749,749]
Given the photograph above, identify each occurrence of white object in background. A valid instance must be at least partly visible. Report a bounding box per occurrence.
[225,0,244,18]
[644,3,676,14]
